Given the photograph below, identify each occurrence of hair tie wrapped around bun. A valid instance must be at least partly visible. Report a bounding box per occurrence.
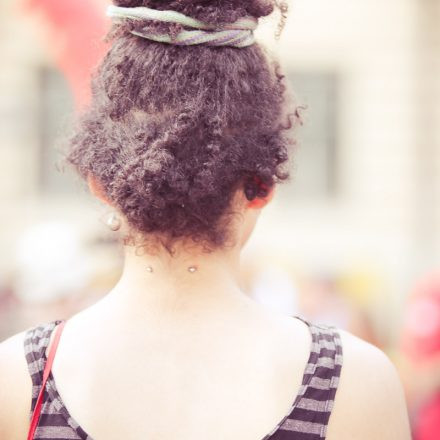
[106,4,258,47]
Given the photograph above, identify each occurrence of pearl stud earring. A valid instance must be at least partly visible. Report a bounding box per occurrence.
[106,212,121,231]
[146,266,153,273]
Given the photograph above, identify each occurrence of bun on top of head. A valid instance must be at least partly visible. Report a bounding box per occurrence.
[63,0,300,255]
[113,0,276,23]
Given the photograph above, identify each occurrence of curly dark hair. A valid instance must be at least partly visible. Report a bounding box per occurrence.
[62,0,300,255]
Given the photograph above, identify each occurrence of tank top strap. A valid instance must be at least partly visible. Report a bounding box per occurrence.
[266,314,343,439]
[23,319,64,413]
[299,315,343,403]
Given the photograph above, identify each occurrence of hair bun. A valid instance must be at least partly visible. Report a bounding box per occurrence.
[65,0,294,253]
[112,1,276,22]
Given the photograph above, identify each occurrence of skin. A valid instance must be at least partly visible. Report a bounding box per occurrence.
[0,180,411,440]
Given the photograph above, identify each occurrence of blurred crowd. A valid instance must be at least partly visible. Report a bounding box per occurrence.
[1,230,439,438]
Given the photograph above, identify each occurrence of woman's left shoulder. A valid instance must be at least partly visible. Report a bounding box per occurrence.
[325,327,412,440]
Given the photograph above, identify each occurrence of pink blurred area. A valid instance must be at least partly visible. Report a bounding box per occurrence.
[401,273,440,361]
[20,0,110,110]
[400,272,440,440]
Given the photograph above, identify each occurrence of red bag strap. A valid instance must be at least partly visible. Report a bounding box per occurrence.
[27,320,67,440]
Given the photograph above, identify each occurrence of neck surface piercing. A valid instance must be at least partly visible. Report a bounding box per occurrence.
[146,265,197,273]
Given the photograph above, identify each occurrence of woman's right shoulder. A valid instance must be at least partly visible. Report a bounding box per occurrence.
[0,323,50,440]
[326,328,412,440]
[0,329,33,439]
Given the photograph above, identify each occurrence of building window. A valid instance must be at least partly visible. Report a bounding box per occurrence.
[37,66,76,194]
[282,71,339,199]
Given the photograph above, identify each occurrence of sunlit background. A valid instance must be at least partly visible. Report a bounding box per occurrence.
[1,0,439,438]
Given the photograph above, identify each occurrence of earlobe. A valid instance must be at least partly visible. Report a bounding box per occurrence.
[247,186,276,209]
[266,185,276,203]
[87,174,112,206]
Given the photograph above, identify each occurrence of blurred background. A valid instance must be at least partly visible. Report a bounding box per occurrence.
[0,0,439,438]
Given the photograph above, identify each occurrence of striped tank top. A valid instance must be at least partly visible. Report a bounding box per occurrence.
[23,315,343,440]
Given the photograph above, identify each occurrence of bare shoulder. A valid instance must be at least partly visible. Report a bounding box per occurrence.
[0,330,33,440]
[326,328,411,440]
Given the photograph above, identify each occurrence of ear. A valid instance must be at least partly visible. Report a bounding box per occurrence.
[247,185,276,210]
[87,174,112,206]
